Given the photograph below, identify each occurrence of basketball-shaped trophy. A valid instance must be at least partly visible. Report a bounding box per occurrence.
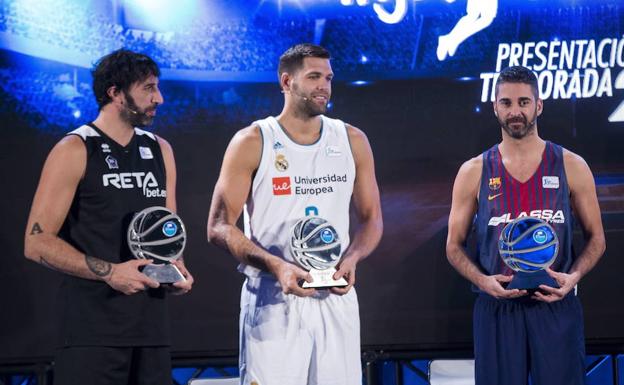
[290,217,347,289]
[498,217,559,289]
[127,206,186,283]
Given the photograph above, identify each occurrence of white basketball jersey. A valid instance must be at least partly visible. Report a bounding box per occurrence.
[240,115,356,278]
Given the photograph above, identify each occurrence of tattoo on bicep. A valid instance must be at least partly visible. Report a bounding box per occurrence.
[85,255,112,277]
[30,222,43,235]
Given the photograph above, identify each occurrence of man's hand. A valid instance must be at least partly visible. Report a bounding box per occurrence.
[272,260,316,297]
[533,268,580,302]
[330,257,357,295]
[169,259,194,295]
[477,274,527,299]
[104,259,160,295]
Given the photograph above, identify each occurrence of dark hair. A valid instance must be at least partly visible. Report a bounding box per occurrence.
[278,43,330,82]
[495,66,539,99]
[92,49,160,109]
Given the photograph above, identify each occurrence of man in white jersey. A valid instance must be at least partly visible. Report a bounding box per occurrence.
[207,43,383,385]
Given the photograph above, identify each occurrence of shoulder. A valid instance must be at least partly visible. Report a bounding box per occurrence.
[53,134,87,159]
[231,124,263,149]
[154,134,173,156]
[345,123,368,143]
[562,147,593,184]
[458,154,483,179]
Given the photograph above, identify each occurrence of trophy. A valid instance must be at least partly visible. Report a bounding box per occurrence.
[290,216,348,289]
[498,217,559,290]
[127,206,186,283]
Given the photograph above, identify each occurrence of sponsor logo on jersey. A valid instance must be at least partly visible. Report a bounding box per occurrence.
[489,177,501,191]
[101,143,111,153]
[325,145,342,157]
[105,155,119,170]
[488,209,565,226]
[271,174,348,196]
[272,177,291,195]
[273,141,284,150]
[139,146,154,159]
[542,176,560,189]
[274,154,289,172]
[487,192,502,201]
[320,228,335,243]
[102,171,166,198]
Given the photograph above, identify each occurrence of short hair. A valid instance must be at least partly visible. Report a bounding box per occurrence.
[495,66,539,99]
[278,43,331,82]
[92,49,160,109]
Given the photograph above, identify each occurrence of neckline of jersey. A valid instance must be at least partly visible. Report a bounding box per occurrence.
[496,140,550,185]
[88,122,136,150]
[272,116,325,150]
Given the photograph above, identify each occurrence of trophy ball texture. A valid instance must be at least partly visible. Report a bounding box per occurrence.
[498,217,558,273]
[290,217,341,270]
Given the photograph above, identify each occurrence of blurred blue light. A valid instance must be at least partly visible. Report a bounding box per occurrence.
[474,105,481,113]
[350,80,370,86]
[360,55,368,64]
[327,102,333,110]
[457,76,475,81]
[73,110,81,119]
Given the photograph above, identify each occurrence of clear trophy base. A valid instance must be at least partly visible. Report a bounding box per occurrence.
[507,270,559,290]
[142,263,185,284]
[301,267,348,289]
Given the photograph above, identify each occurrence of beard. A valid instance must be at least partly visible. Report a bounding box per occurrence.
[499,112,537,139]
[120,92,156,128]
[292,83,328,118]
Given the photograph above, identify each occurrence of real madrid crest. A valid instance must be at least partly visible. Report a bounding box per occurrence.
[275,153,289,172]
[488,177,501,191]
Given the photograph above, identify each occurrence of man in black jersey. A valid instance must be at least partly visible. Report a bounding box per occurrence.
[24,49,194,385]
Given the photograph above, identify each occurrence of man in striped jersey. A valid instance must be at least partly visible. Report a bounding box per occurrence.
[446,66,605,385]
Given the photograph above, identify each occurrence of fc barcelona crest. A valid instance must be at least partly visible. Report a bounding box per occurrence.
[489,177,501,191]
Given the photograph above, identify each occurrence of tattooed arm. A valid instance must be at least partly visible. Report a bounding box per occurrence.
[24,135,159,295]
[207,125,315,297]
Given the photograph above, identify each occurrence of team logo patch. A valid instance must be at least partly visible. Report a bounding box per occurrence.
[489,177,501,191]
[105,155,119,169]
[273,141,284,150]
[542,176,559,189]
[101,143,111,153]
[325,145,342,157]
[272,177,291,195]
[162,221,178,237]
[275,154,289,172]
[139,146,153,159]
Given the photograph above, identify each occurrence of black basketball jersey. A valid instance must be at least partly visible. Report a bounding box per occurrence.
[58,123,170,347]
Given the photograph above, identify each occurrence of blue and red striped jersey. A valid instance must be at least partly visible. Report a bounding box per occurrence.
[474,141,575,277]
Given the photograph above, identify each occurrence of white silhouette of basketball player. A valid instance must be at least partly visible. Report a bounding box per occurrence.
[437,0,498,61]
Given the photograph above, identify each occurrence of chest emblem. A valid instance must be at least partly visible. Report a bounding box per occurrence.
[488,177,501,191]
[542,176,559,189]
[273,141,284,150]
[101,143,111,153]
[325,145,342,157]
[105,155,119,169]
[275,154,289,172]
[139,146,154,159]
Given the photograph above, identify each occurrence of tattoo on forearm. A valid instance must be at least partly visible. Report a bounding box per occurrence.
[85,255,112,277]
[40,256,71,274]
[30,222,43,235]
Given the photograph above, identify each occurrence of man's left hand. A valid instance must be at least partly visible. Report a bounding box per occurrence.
[533,268,580,302]
[331,257,357,295]
[169,259,194,295]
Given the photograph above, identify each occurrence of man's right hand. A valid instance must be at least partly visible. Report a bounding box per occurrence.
[477,274,527,299]
[271,259,316,297]
[104,259,160,295]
